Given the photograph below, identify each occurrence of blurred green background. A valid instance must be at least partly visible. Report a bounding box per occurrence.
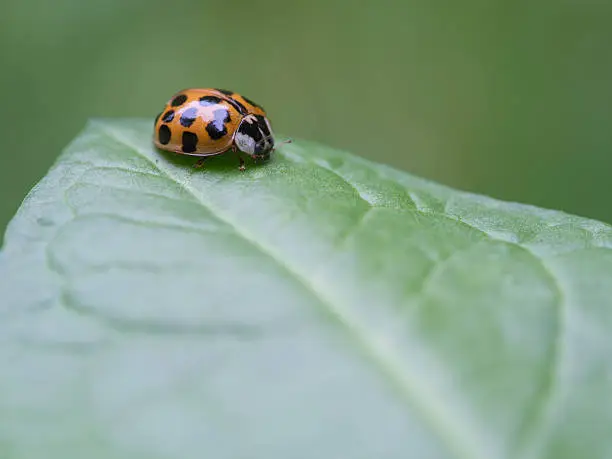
[1,0,611,238]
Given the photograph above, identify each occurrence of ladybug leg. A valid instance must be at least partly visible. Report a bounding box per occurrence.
[232,144,246,171]
[193,157,208,168]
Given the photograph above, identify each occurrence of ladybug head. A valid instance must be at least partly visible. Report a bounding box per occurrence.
[234,114,275,159]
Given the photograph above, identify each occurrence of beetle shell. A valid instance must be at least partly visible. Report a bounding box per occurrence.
[153,88,271,158]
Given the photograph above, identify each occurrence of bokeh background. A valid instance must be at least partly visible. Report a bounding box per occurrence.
[1,0,611,239]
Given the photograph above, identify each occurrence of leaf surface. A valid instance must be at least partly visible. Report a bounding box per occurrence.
[2,119,612,459]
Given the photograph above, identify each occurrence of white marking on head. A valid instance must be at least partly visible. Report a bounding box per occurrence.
[234,132,256,154]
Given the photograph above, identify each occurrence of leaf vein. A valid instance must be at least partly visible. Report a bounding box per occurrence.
[431,211,566,458]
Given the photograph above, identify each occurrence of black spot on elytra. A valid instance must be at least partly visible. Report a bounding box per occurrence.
[182,131,198,153]
[171,94,187,106]
[199,95,222,106]
[162,110,175,123]
[179,107,197,127]
[158,125,171,145]
[206,123,227,140]
[243,95,263,111]
[205,108,231,140]
[215,88,234,96]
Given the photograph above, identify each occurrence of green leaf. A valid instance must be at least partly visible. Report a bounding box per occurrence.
[2,119,612,459]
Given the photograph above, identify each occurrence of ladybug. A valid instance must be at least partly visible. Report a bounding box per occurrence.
[153,88,289,171]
